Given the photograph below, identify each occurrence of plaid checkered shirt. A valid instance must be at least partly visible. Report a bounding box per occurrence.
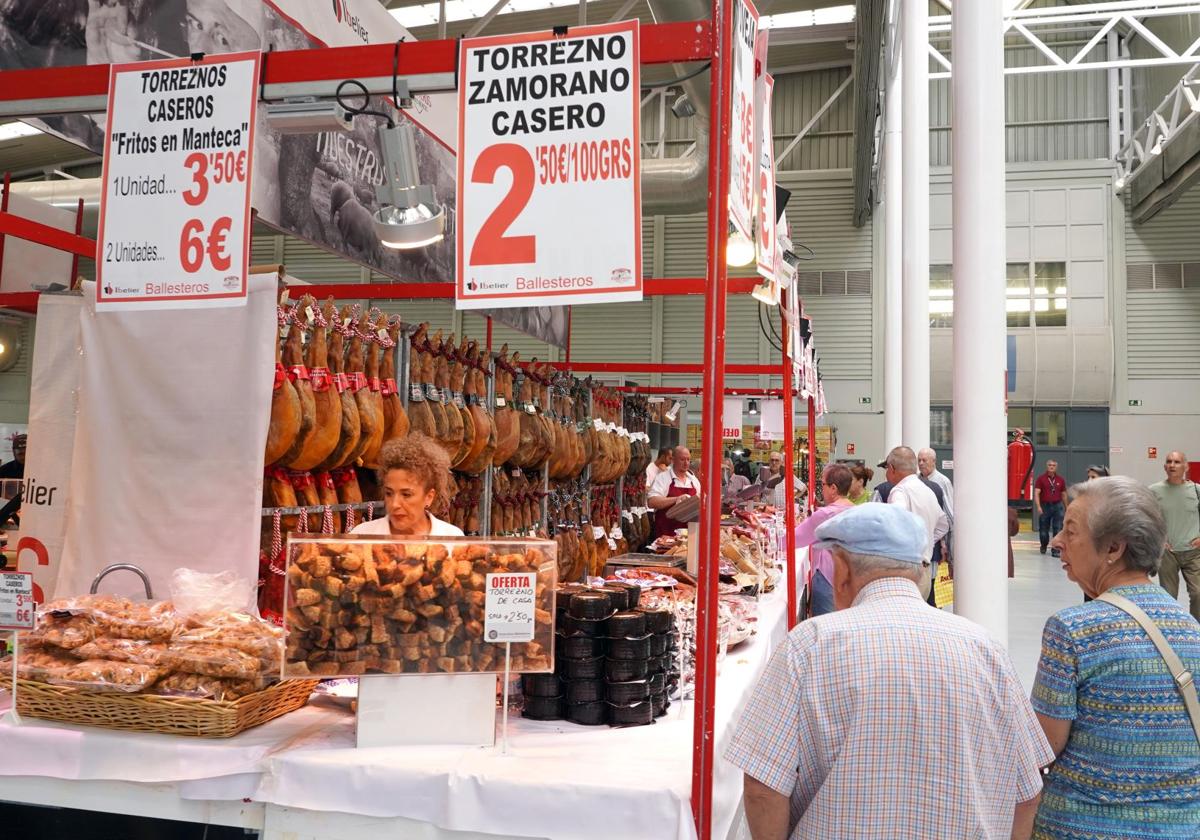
[726,577,1054,839]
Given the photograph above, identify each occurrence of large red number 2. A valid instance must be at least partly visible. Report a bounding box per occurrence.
[470,144,536,266]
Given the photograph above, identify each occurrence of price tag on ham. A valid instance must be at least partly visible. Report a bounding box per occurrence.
[0,572,35,630]
[456,21,643,309]
[484,573,536,643]
[96,52,259,310]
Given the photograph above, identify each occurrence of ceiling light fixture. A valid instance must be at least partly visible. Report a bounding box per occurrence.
[374,121,446,250]
[748,399,759,415]
[726,229,755,267]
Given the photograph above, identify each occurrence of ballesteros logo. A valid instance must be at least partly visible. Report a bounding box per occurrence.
[332,0,369,42]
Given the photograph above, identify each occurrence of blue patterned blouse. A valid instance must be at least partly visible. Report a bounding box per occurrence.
[1032,584,1200,839]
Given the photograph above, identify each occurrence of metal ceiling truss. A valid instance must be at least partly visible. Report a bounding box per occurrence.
[926,0,1200,81]
[1114,63,1200,190]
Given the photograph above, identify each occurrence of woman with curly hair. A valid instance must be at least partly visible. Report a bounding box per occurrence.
[350,432,463,538]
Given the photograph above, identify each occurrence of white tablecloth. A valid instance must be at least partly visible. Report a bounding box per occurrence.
[255,588,791,840]
[0,581,796,840]
[0,694,353,800]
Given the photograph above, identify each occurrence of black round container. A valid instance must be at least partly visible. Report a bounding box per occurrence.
[649,632,669,657]
[645,653,668,673]
[597,586,632,612]
[605,657,648,682]
[607,634,652,660]
[607,582,641,610]
[523,695,564,720]
[567,700,607,726]
[566,679,606,704]
[569,591,613,620]
[651,691,668,718]
[638,608,672,634]
[521,673,563,698]
[649,672,666,694]
[608,700,654,726]
[606,679,650,704]
[557,632,606,660]
[603,611,647,638]
[562,613,606,636]
[559,655,604,680]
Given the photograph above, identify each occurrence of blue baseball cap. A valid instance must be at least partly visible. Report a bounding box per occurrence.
[812,502,928,565]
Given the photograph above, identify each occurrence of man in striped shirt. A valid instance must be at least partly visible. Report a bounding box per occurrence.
[726,503,1053,840]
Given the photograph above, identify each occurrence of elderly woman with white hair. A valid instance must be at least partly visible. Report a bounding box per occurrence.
[1030,476,1200,840]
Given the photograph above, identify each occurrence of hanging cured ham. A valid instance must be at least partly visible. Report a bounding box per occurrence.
[359,312,390,468]
[491,346,521,466]
[265,307,301,467]
[449,336,476,469]
[312,305,362,476]
[459,341,497,474]
[433,331,464,458]
[289,295,342,471]
[344,311,382,470]
[277,310,317,468]
[406,324,439,441]
[380,316,409,445]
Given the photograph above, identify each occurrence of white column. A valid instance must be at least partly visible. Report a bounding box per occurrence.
[884,4,903,451]
[952,0,1008,644]
[901,0,929,451]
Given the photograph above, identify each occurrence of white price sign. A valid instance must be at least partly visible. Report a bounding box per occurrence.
[0,572,35,630]
[723,397,744,440]
[729,0,760,242]
[456,21,643,309]
[484,572,536,643]
[96,52,259,310]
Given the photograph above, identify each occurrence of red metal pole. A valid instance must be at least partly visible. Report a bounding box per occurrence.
[781,291,797,630]
[0,173,9,279]
[69,196,84,286]
[692,0,733,835]
[807,396,817,515]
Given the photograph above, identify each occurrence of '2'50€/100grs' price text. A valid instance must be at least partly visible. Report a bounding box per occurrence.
[534,138,634,185]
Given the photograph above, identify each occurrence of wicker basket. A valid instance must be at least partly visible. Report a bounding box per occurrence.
[15,678,320,738]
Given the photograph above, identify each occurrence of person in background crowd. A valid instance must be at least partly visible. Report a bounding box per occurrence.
[645,447,671,489]
[759,450,806,512]
[793,464,855,617]
[1031,477,1200,838]
[1151,451,1200,622]
[722,457,751,501]
[918,448,954,525]
[728,503,1052,840]
[0,433,26,479]
[648,446,701,540]
[881,446,948,598]
[848,464,873,505]
[1034,459,1067,557]
[1087,464,1110,480]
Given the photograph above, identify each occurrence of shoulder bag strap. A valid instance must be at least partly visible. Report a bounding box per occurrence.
[1096,591,1200,747]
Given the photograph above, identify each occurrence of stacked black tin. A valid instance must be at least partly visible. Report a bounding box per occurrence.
[523,582,677,727]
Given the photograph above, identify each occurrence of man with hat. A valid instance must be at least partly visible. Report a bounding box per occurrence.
[727,503,1052,840]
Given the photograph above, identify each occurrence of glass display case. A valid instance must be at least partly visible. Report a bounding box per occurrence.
[282,536,557,678]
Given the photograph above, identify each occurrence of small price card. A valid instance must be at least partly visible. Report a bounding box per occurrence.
[0,572,34,630]
[484,572,536,644]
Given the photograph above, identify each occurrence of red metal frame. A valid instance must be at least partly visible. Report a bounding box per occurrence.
[692,0,733,833]
[0,15,809,837]
[781,291,798,630]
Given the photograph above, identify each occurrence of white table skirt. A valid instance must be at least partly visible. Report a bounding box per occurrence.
[0,572,798,840]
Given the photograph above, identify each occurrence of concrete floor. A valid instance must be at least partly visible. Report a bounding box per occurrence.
[1005,536,1194,691]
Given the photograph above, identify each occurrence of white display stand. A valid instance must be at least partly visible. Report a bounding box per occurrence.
[356,673,497,749]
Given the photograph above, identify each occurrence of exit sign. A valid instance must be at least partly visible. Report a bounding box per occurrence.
[858,397,872,404]
[1128,399,1143,406]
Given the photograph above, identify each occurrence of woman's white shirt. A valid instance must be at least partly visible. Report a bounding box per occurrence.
[349,513,465,537]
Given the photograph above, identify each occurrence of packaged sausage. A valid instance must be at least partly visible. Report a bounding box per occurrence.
[73,638,168,666]
[154,672,264,702]
[177,610,284,669]
[160,642,263,680]
[26,613,100,650]
[40,595,178,643]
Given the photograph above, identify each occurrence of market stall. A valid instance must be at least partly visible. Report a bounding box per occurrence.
[0,2,828,837]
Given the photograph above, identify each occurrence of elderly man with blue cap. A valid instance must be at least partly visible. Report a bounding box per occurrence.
[726,503,1053,840]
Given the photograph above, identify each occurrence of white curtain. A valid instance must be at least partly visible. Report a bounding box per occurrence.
[56,278,275,599]
[20,294,82,602]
